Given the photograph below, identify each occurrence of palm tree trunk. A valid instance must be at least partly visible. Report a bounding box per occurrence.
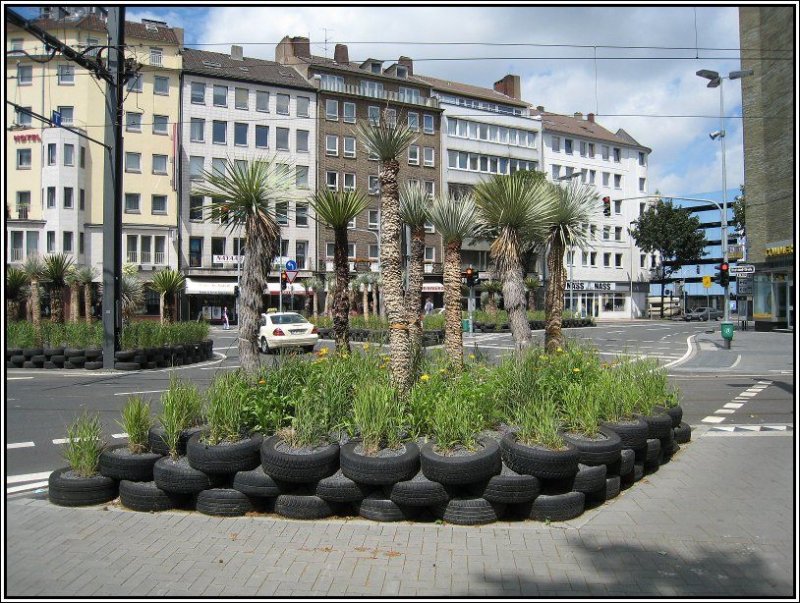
[312,287,319,317]
[443,240,464,371]
[545,239,567,353]
[7,300,20,321]
[501,258,533,352]
[69,284,80,322]
[239,215,271,374]
[51,286,64,324]
[362,284,369,322]
[31,279,41,332]
[379,159,413,394]
[84,283,93,324]
[159,293,165,324]
[332,227,351,354]
[405,225,425,355]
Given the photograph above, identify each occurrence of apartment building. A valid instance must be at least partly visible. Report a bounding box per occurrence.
[6,10,183,317]
[276,37,446,305]
[180,47,317,320]
[534,108,653,319]
[418,73,544,273]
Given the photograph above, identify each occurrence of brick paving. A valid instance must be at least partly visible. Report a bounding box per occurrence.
[5,431,794,597]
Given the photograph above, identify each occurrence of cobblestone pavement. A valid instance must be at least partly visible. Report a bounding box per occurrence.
[5,430,794,597]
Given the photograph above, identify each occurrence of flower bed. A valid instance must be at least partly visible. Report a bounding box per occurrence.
[47,345,691,525]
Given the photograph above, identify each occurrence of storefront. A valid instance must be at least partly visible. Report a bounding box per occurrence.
[184,278,238,325]
[753,243,794,331]
[564,280,645,319]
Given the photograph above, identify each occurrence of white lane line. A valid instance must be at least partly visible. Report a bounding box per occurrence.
[724,402,745,409]
[7,481,49,494]
[200,365,240,370]
[7,471,53,484]
[757,380,774,385]
[730,355,742,369]
[663,334,697,369]
[738,392,758,398]
[7,377,34,380]
[702,416,727,424]
[750,384,769,390]
[51,438,68,445]
[715,409,735,415]
[113,390,167,397]
[111,433,128,439]
[6,441,36,449]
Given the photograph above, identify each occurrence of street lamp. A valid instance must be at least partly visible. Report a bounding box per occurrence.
[628,221,637,319]
[696,68,752,329]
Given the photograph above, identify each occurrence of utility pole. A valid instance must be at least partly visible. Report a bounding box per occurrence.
[102,7,126,369]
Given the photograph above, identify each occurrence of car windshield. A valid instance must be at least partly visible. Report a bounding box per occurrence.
[270,313,307,325]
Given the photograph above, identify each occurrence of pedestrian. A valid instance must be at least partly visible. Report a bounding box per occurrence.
[424,297,434,315]
[222,306,229,330]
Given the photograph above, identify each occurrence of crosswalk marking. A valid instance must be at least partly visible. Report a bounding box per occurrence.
[6,441,35,449]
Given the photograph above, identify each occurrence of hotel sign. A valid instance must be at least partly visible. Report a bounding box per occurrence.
[14,134,41,143]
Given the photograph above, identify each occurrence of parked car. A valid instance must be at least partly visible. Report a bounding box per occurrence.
[684,307,724,321]
[258,312,319,353]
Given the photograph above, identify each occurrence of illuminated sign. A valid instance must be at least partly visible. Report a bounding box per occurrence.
[765,245,793,258]
[14,134,41,143]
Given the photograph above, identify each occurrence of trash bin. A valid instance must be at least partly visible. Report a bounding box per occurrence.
[462,318,471,333]
[721,322,735,341]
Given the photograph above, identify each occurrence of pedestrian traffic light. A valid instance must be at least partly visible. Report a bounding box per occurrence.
[281,271,288,290]
[602,196,611,217]
[719,262,730,287]
[234,285,240,297]
[465,267,476,287]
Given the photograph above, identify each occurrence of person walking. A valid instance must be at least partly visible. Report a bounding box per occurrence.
[222,306,230,330]
[424,297,434,315]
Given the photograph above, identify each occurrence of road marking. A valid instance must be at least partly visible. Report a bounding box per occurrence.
[715,409,735,415]
[113,390,167,397]
[738,392,758,397]
[111,433,128,439]
[663,334,696,369]
[7,481,49,494]
[7,377,34,381]
[701,416,727,423]
[52,438,68,445]
[201,365,241,370]
[730,355,742,369]
[724,402,744,409]
[7,471,53,484]
[6,441,35,449]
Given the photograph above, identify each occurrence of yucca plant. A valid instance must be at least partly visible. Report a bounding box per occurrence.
[41,253,75,324]
[149,268,185,324]
[121,267,144,324]
[399,181,431,352]
[64,266,82,323]
[310,189,369,354]
[62,412,105,477]
[356,109,418,394]
[524,275,541,311]
[117,395,153,454]
[5,266,29,321]
[23,255,44,331]
[481,280,503,315]
[74,265,98,324]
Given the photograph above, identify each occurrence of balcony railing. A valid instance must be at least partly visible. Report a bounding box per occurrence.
[10,248,23,262]
[319,80,439,109]
[154,251,165,265]
[141,252,151,264]
[127,251,138,263]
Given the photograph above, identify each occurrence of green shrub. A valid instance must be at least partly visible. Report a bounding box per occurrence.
[118,320,210,350]
[245,355,310,436]
[559,380,601,437]
[205,370,251,445]
[118,395,153,453]
[351,376,404,454]
[7,321,37,348]
[630,358,670,415]
[427,370,488,452]
[61,412,105,477]
[513,391,564,450]
[158,375,204,458]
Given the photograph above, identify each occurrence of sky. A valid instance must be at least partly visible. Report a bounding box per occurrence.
[16,3,752,196]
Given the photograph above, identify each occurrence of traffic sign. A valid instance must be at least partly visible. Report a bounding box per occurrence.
[285,270,299,284]
[285,260,297,271]
[702,275,712,288]
[729,264,755,275]
[52,110,62,126]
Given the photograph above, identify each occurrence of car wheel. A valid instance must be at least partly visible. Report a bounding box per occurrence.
[260,337,269,354]
[304,345,315,353]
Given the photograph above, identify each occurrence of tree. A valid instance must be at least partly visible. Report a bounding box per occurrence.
[121,264,144,324]
[399,181,430,354]
[524,276,540,311]
[732,184,746,237]
[193,158,295,374]
[65,267,82,322]
[23,256,44,329]
[357,109,417,393]
[428,192,476,371]
[481,280,502,314]
[42,253,75,324]
[474,172,555,352]
[630,199,707,318]
[542,180,599,352]
[150,268,185,323]
[72,265,98,324]
[310,189,368,354]
[6,267,29,321]
[356,274,375,322]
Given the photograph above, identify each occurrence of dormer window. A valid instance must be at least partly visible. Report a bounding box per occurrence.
[396,66,407,78]
[370,62,381,74]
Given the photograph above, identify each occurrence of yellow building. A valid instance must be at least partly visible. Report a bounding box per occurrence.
[6,9,183,316]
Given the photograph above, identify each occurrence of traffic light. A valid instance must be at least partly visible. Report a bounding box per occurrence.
[465,266,476,287]
[280,271,288,290]
[602,196,611,217]
[234,285,240,297]
[719,262,730,287]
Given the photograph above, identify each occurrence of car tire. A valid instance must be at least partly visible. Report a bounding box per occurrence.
[315,469,374,503]
[232,467,288,498]
[477,466,540,504]
[153,456,227,494]
[673,422,692,444]
[99,444,162,481]
[261,435,340,484]
[386,470,450,507]
[275,493,335,520]
[432,497,505,526]
[420,438,501,486]
[48,467,118,507]
[196,488,255,517]
[339,441,420,486]
[186,432,263,475]
[529,491,585,522]
[356,493,418,522]
[500,433,579,480]
[119,480,190,513]
[560,427,622,467]
[260,337,270,355]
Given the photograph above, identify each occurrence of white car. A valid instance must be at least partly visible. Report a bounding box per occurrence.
[258,312,319,354]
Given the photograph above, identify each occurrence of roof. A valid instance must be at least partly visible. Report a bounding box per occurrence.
[299,55,432,88]
[415,74,530,108]
[531,109,651,151]
[26,15,181,44]
[182,48,315,90]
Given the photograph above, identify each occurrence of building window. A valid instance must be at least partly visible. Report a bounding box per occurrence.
[148,46,163,66]
[423,114,434,134]
[369,209,379,229]
[139,236,151,265]
[343,136,356,158]
[275,202,288,226]
[234,122,248,146]
[550,136,561,152]
[189,195,204,221]
[297,96,310,117]
[551,165,560,180]
[602,172,610,187]
[368,175,380,196]
[255,125,269,148]
[615,253,623,268]
[190,118,205,142]
[614,174,622,189]
[154,75,169,95]
[602,145,610,160]
[368,244,379,260]
[125,193,140,213]
[293,165,308,189]
[564,139,573,155]
[615,226,622,241]
[189,237,203,267]
[152,114,169,135]
[326,99,339,120]
[368,106,380,126]
[57,106,74,125]
[343,173,356,191]
[612,148,621,162]
[17,65,32,85]
[639,177,646,192]
[423,147,435,167]
[126,73,142,93]
[291,129,307,153]
[325,135,338,156]
[408,112,419,131]
[385,108,397,127]
[79,188,85,210]
[256,90,269,112]
[126,236,139,264]
[603,226,610,240]
[189,156,204,180]
[78,232,84,255]
[295,202,308,226]
[125,152,141,173]
[640,254,646,268]
[63,187,74,209]
[213,121,227,144]
[408,145,419,165]
[361,80,384,96]
[79,146,86,168]
[46,186,56,208]
[638,151,646,166]
[191,82,205,104]
[424,181,435,197]
[212,158,226,177]
[126,112,142,132]
[424,221,435,234]
[603,252,611,267]
[213,85,228,107]
[16,191,30,219]
[58,64,75,85]
[614,200,622,214]
[424,246,436,262]
[639,202,646,216]
[588,143,595,158]
[579,141,587,157]
[209,238,225,267]
[276,94,290,115]
[47,231,56,253]
[590,252,597,266]
[63,231,73,253]
[276,128,289,151]
[17,148,32,169]
[152,195,167,214]
[295,241,307,270]
[152,154,168,174]
[326,171,338,191]
[15,105,32,127]
[234,87,248,110]
[343,102,356,123]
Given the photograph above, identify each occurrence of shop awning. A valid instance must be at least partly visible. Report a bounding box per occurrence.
[422,282,445,293]
[184,278,236,296]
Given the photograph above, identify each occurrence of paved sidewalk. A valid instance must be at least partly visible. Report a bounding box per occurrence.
[5,430,794,597]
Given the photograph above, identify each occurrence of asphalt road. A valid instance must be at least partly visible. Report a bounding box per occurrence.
[5,321,794,493]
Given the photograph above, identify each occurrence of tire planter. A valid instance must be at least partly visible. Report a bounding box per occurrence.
[275,493,335,520]
[637,412,673,439]
[617,448,635,477]
[84,360,104,370]
[356,493,417,522]
[99,444,161,481]
[386,471,450,507]
[44,347,64,357]
[196,488,254,517]
[119,479,190,512]
[560,427,622,467]
[500,433,579,480]
[114,361,140,371]
[478,466,540,504]
[674,422,692,444]
[665,405,683,428]
[433,497,505,526]
[551,463,607,495]
[261,436,340,484]
[23,348,43,359]
[153,456,226,494]
[339,441,420,486]
[115,350,135,362]
[643,438,661,464]
[232,467,287,498]
[9,354,25,367]
[148,425,204,457]
[48,468,118,507]
[600,417,649,450]
[186,432,263,475]
[589,475,622,503]
[315,470,374,503]
[420,438,501,485]
[85,348,102,361]
[529,491,585,522]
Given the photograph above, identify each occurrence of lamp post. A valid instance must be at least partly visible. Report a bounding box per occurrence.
[628,221,637,319]
[696,68,752,328]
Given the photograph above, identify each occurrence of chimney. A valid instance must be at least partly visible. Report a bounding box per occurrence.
[334,43,349,65]
[276,35,310,64]
[536,105,544,112]
[173,27,184,48]
[587,113,595,123]
[398,55,414,75]
[574,112,583,119]
[291,36,311,58]
[493,74,521,100]
[231,45,243,61]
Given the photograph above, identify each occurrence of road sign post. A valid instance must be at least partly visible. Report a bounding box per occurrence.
[285,268,298,312]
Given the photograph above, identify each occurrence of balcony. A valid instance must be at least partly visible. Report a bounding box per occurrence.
[141,252,152,265]
[154,251,165,265]
[319,80,439,109]
[10,248,23,262]
[127,251,138,263]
